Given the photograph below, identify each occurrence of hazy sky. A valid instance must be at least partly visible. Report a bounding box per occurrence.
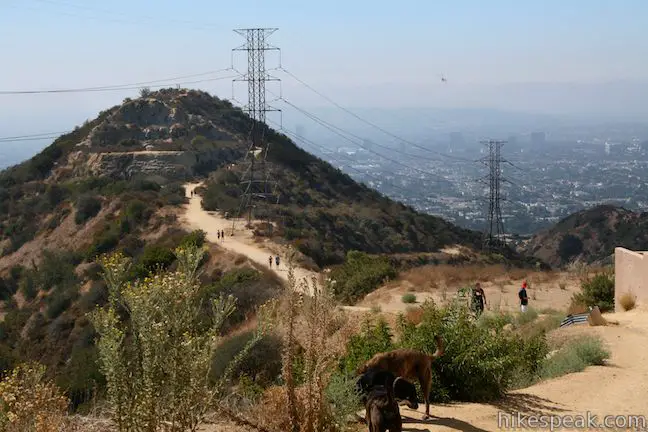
[1,0,648,139]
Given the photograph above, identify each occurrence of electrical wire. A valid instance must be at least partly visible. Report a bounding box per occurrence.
[0,70,235,95]
[0,131,72,141]
[277,97,451,183]
[268,120,417,195]
[277,67,474,163]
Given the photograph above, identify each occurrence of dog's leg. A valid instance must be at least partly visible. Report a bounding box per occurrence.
[420,372,432,420]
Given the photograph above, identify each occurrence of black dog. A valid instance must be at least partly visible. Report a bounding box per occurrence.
[356,368,419,410]
[365,372,402,432]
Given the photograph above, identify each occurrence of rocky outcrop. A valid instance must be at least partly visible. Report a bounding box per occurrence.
[69,147,241,180]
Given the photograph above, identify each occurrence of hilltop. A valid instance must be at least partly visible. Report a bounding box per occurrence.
[1,87,517,271]
[522,204,648,267]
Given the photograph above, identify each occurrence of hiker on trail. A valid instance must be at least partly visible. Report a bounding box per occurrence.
[275,255,280,267]
[268,255,273,268]
[519,281,529,312]
[221,230,225,241]
[217,230,221,240]
[472,282,486,316]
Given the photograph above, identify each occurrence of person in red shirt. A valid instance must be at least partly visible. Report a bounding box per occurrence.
[519,281,529,312]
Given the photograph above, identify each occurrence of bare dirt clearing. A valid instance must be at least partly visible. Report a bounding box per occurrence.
[181,182,320,293]
[358,266,583,315]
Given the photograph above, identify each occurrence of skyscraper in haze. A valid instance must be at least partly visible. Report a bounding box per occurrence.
[531,132,546,146]
[450,132,464,147]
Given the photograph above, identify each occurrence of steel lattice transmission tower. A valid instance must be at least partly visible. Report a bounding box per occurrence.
[231,28,281,229]
[478,139,507,251]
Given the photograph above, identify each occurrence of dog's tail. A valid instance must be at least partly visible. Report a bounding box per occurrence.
[429,335,444,361]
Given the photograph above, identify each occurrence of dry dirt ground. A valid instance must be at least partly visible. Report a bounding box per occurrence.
[181,182,320,294]
[358,268,583,315]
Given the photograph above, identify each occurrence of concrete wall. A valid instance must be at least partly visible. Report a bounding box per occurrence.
[614,247,648,311]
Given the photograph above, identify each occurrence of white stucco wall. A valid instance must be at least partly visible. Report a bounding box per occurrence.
[614,247,648,312]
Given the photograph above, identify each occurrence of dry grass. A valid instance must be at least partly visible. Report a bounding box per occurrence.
[394,264,561,292]
[567,298,589,315]
[405,306,424,326]
[619,292,637,311]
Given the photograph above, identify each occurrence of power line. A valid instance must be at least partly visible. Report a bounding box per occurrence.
[277,97,451,183]
[268,120,420,195]
[0,70,235,95]
[277,67,473,163]
[0,131,72,141]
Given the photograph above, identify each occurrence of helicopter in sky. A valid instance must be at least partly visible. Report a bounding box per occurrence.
[439,73,447,83]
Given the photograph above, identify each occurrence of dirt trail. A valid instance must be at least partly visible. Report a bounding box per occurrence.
[180,183,320,293]
[392,308,648,431]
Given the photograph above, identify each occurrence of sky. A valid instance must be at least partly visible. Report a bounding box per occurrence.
[1,0,648,144]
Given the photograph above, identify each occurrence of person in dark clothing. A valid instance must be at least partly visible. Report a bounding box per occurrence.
[221,230,225,241]
[217,231,221,240]
[268,255,273,268]
[275,255,280,267]
[472,282,486,316]
[519,281,529,312]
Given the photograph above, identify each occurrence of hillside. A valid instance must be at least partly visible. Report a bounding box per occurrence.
[522,204,648,267]
[0,87,528,408]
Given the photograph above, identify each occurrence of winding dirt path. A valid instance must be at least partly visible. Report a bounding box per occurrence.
[180,183,320,293]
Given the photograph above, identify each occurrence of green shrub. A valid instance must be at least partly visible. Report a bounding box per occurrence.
[573,271,615,312]
[211,331,283,387]
[338,317,394,376]
[401,293,417,304]
[19,273,38,301]
[558,234,583,261]
[325,372,362,428]
[36,249,78,291]
[135,245,176,276]
[45,286,78,320]
[180,229,207,249]
[540,335,609,379]
[208,268,278,330]
[90,245,270,431]
[74,195,102,224]
[339,301,549,403]
[0,277,17,302]
[328,251,397,304]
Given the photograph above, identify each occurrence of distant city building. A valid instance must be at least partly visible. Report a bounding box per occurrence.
[531,132,546,146]
[450,132,464,147]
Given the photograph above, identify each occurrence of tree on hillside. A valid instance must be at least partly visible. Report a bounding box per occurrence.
[558,234,583,262]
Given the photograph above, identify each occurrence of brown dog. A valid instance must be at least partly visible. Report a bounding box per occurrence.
[357,335,444,419]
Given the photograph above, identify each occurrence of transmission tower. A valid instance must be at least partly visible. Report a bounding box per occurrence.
[231,28,281,231]
[478,139,507,251]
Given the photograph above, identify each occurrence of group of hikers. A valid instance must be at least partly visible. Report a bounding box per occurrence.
[470,280,529,316]
[216,229,226,241]
[268,255,281,268]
